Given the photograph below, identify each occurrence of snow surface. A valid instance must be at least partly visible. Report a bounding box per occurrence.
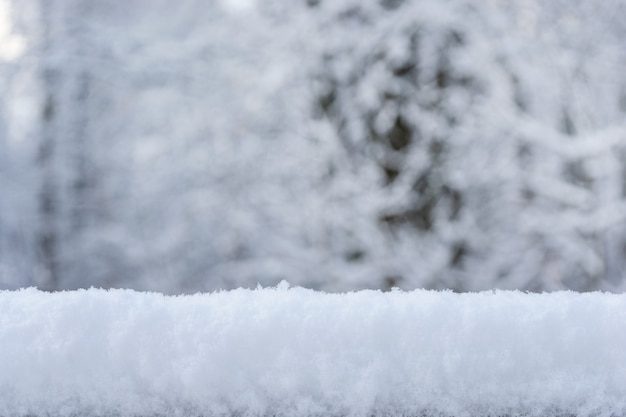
[1,285,626,417]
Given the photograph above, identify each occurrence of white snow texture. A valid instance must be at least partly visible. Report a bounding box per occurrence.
[1,285,626,417]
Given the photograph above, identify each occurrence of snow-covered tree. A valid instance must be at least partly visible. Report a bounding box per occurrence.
[1,0,625,293]
[307,0,626,291]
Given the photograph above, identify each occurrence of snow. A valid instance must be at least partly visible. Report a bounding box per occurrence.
[1,285,626,417]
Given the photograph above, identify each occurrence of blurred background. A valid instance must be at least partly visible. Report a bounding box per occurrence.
[1,0,625,293]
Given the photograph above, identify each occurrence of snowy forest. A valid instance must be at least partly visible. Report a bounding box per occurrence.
[1,0,626,294]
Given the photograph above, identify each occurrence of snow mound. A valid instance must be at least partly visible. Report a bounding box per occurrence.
[1,285,626,416]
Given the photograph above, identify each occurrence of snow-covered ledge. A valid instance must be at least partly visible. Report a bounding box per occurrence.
[1,284,625,417]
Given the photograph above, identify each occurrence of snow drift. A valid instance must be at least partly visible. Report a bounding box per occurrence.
[1,285,626,416]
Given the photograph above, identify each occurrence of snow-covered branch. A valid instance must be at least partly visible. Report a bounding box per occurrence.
[2,286,626,416]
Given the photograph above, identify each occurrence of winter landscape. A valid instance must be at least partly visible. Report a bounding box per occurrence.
[1,0,626,415]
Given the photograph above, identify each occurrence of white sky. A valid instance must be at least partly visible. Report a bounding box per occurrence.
[219,0,257,13]
[0,0,26,61]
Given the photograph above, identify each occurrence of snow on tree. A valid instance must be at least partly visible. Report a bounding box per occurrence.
[307,0,626,291]
[0,0,625,292]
